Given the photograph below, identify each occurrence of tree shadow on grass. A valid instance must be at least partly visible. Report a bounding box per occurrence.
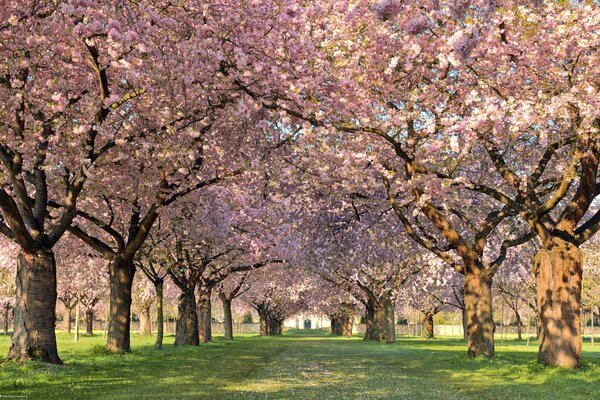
[1,334,600,399]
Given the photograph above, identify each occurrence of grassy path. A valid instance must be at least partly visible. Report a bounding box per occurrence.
[1,330,600,399]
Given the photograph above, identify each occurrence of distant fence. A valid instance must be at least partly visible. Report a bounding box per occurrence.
[33,320,262,335]
[354,323,465,337]
[352,323,600,338]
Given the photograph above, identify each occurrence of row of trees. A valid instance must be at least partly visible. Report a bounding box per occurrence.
[0,0,598,369]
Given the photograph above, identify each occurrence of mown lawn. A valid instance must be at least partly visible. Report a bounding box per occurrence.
[1,329,600,399]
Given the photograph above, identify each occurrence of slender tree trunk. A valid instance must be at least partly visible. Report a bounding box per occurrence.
[422,312,435,339]
[74,292,80,342]
[64,307,72,334]
[383,295,396,344]
[534,239,582,368]
[514,309,523,341]
[463,267,495,358]
[155,280,164,349]
[106,257,135,353]
[461,307,468,340]
[174,286,199,346]
[3,306,9,335]
[197,290,212,343]
[9,249,61,364]
[139,305,152,336]
[85,309,94,336]
[222,297,233,340]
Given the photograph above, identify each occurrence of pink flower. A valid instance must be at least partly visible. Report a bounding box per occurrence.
[373,0,402,21]
[404,15,431,35]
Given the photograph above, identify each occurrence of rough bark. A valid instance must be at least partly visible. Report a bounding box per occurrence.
[535,239,582,368]
[341,316,353,337]
[364,294,395,343]
[8,249,61,364]
[197,290,212,343]
[139,305,152,336]
[464,267,495,358]
[106,257,135,353]
[155,280,164,349]
[174,286,199,346]
[258,308,268,336]
[222,298,233,340]
[422,312,435,339]
[85,309,94,336]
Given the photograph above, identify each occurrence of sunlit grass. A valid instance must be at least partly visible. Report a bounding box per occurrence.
[0,330,599,399]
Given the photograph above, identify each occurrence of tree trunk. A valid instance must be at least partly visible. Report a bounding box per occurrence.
[106,257,135,353]
[364,303,375,340]
[463,267,495,358]
[64,307,72,334]
[269,318,281,335]
[139,305,152,336]
[341,315,353,337]
[461,307,468,340]
[3,306,9,335]
[330,317,340,335]
[364,295,393,342]
[383,295,396,343]
[197,290,212,343]
[222,298,233,340]
[514,309,523,341]
[258,308,268,336]
[174,286,199,346]
[9,249,61,364]
[85,309,94,336]
[534,239,583,368]
[155,280,164,349]
[422,312,434,339]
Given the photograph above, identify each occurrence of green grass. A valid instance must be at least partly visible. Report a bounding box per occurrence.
[1,330,600,399]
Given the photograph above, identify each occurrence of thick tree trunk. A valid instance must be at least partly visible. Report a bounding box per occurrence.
[269,318,281,335]
[64,307,72,334]
[422,312,435,339]
[106,257,135,353]
[258,308,268,336]
[365,294,395,342]
[174,286,199,346]
[9,249,61,364]
[535,240,582,368]
[85,309,94,336]
[330,318,340,335]
[364,303,376,340]
[222,298,233,340]
[197,290,212,343]
[463,268,495,358]
[139,305,152,336]
[155,280,164,349]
